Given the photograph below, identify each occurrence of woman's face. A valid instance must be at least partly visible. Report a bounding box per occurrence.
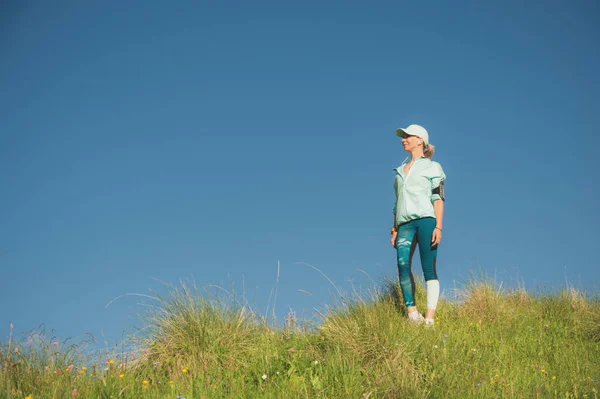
[401,133,422,152]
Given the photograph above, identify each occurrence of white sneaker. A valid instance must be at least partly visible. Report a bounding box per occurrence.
[408,311,425,325]
[424,318,435,328]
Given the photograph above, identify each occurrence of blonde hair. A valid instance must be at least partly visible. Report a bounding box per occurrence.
[424,143,435,159]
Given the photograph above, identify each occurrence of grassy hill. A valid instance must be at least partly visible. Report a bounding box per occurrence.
[2,278,599,398]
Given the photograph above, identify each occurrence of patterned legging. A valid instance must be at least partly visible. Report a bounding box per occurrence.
[395,217,438,308]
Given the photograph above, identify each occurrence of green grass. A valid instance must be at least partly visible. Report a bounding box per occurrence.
[2,278,599,398]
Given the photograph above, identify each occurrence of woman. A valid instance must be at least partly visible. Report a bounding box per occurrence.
[391,124,446,326]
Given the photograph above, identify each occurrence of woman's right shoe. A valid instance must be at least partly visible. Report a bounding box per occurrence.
[408,311,425,325]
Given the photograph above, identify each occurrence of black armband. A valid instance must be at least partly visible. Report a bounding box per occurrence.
[432,182,445,201]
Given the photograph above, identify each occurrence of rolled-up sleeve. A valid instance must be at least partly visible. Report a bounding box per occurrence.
[430,164,446,203]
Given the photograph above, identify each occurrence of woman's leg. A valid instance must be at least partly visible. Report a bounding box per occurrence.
[396,221,419,314]
[415,217,439,320]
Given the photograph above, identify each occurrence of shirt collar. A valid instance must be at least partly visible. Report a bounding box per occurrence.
[394,156,429,175]
[397,156,427,167]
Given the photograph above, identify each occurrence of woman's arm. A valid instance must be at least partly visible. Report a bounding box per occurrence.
[431,199,444,246]
[433,199,444,230]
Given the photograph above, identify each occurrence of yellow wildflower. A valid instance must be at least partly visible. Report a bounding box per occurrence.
[25,396,32,399]
[169,380,173,385]
[143,380,149,385]
[552,376,556,380]
[119,374,124,379]
[182,367,188,373]
[107,359,115,365]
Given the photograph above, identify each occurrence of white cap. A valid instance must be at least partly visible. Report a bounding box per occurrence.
[396,124,429,145]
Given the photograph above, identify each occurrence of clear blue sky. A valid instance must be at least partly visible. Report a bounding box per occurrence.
[2,1,599,347]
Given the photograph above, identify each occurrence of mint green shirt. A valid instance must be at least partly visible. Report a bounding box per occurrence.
[393,157,446,226]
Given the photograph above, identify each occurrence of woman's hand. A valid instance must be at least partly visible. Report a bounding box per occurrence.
[431,228,442,246]
[390,231,398,248]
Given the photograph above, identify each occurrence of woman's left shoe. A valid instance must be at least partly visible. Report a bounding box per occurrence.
[424,318,435,327]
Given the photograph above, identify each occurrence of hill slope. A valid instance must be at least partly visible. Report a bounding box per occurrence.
[2,279,599,398]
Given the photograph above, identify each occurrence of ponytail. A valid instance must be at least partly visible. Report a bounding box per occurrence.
[424,143,436,159]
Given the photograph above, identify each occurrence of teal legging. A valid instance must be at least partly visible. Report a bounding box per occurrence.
[395,217,438,308]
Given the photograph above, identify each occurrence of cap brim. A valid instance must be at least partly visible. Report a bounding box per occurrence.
[395,128,407,137]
